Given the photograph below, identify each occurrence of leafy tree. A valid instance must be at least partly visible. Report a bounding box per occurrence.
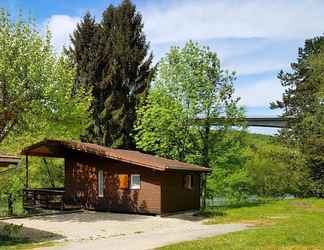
[0,9,91,144]
[134,41,246,203]
[0,9,91,208]
[244,136,310,197]
[135,41,244,165]
[207,131,252,200]
[69,0,154,148]
[272,36,324,196]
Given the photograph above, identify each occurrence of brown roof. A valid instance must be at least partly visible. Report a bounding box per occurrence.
[21,139,210,172]
[0,154,21,167]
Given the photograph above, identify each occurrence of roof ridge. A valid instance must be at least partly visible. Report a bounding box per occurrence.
[21,139,211,172]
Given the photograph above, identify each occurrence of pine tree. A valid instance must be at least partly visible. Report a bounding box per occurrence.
[272,36,324,196]
[67,12,98,94]
[69,0,153,148]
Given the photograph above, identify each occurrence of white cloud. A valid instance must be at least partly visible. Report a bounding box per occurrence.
[141,0,324,44]
[235,79,284,107]
[44,15,79,53]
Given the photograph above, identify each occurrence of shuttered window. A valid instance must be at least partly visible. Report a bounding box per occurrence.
[119,174,129,189]
[98,170,104,197]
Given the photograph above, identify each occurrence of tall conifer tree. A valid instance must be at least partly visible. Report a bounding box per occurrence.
[69,0,153,148]
[67,12,98,94]
[272,36,324,195]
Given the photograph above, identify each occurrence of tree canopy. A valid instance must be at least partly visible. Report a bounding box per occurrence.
[0,9,91,204]
[0,9,91,147]
[272,36,324,196]
[68,0,154,149]
[135,41,244,165]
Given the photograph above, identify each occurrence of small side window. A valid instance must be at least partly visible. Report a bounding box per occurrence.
[130,174,141,189]
[98,170,104,197]
[184,174,193,189]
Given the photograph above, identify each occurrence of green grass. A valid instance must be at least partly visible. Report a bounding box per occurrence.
[159,198,324,250]
[0,240,55,250]
[0,198,25,217]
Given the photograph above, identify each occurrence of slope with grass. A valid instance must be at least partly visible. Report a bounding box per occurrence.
[159,199,324,250]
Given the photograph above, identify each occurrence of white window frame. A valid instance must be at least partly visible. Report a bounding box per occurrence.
[130,174,141,189]
[98,170,104,197]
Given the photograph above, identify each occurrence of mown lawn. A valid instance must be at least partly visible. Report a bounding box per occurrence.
[0,240,55,250]
[159,198,324,250]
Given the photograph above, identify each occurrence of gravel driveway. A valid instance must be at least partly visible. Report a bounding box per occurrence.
[3,211,249,250]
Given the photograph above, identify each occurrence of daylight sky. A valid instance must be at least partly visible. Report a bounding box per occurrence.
[1,0,324,134]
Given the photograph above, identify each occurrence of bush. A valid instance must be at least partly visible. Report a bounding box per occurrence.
[0,223,23,241]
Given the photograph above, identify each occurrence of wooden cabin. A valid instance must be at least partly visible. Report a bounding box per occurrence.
[21,140,210,215]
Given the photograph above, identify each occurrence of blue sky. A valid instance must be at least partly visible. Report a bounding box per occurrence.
[1,0,324,134]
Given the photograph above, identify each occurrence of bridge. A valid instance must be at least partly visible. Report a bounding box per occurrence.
[195,117,293,128]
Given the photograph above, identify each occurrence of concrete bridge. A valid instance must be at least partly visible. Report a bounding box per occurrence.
[195,117,293,128]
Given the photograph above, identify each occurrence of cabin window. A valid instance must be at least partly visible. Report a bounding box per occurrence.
[98,170,104,197]
[130,174,141,189]
[119,174,129,189]
[184,174,193,189]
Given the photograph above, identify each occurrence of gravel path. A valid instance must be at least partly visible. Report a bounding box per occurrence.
[3,211,249,250]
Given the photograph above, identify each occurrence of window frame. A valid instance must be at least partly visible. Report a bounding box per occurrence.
[98,170,104,197]
[130,174,141,190]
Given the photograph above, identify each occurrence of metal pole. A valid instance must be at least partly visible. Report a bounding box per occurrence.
[25,155,29,188]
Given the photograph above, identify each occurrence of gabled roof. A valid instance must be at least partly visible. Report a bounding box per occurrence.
[0,154,21,167]
[21,139,210,172]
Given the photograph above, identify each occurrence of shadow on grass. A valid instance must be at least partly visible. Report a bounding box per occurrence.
[0,221,64,247]
[197,199,270,218]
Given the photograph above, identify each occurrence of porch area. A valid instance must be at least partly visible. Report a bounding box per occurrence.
[23,188,81,211]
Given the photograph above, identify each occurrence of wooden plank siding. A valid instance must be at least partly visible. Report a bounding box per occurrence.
[161,171,201,214]
[64,151,161,214]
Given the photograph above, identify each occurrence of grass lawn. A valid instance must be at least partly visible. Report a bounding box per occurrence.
[0,240,55,250]
[159,198,324,250]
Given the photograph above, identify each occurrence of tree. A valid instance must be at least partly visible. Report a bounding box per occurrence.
[69,0,154,148]
[67,12,98,95]
[0,9,91,144]
[135,41,244,165]
[272,36,324,196]
[0,9,91,205]
[134,41,246,202]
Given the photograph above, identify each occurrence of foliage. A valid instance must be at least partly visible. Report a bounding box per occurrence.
[159,198,324,250]
[135,41,248,201]
[68,0,154,148]
[272,36,324,196]
[207,132,312,199]
[0,9,90,144]
[0,9,91,208]
[207,131,252,200]
[0,224,23,241]
[135,41,244,163]
[67,12,98,94]
[245,140,310,197]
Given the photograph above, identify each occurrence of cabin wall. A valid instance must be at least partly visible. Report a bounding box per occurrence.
[64,151,161,214]
[161,171,201,214]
